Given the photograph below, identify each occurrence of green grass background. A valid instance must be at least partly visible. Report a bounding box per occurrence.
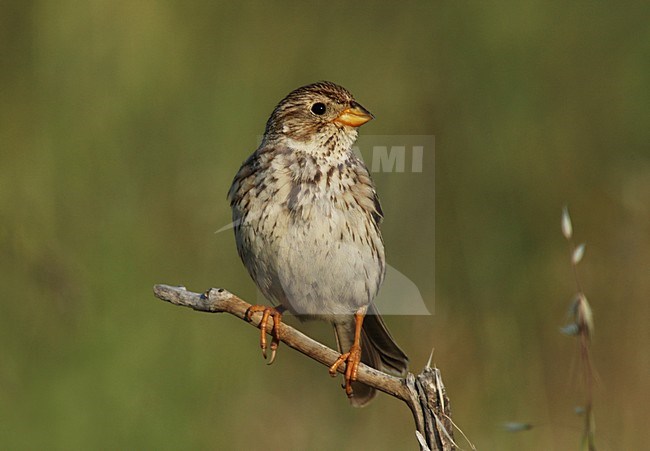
[1,1,648,449]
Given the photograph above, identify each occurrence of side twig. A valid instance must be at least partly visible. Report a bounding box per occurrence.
[153,284,456,451]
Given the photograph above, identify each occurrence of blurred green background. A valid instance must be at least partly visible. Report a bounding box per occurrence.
[1,1,648,450]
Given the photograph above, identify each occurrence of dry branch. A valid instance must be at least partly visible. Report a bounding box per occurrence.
[153,284,455,451]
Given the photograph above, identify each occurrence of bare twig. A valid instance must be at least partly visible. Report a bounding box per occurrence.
[153,284,456,451]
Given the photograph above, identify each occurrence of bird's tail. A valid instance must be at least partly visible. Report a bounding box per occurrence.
[333,303,409,407]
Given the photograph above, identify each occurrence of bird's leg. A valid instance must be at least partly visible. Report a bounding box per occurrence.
[329,308,366,397]
[245,305,285,364]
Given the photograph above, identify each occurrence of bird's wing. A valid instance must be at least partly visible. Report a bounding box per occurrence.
[350,156,384,228]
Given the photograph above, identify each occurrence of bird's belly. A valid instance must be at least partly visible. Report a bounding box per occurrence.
[241,202,383,318]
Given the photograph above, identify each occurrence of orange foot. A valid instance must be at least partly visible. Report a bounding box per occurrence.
[245,305,284,364]
[329,343,362,397]
[328,310,366,398]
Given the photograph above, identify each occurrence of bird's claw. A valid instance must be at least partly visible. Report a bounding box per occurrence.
[329,344,362,397]
[246,305,283,364]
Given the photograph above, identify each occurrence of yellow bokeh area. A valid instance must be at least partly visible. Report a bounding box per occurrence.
[1,2,648,450]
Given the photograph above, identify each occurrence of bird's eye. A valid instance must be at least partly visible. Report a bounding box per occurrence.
[311,102,327,115]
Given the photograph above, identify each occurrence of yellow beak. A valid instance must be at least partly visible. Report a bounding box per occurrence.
[333,102,374,127]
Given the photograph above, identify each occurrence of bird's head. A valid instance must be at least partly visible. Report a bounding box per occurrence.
[263,81,373,150]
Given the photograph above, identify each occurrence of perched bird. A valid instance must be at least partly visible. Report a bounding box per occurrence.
[228,81,408,406]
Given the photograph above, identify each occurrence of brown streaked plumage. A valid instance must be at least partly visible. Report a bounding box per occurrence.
[228,81,408,406]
